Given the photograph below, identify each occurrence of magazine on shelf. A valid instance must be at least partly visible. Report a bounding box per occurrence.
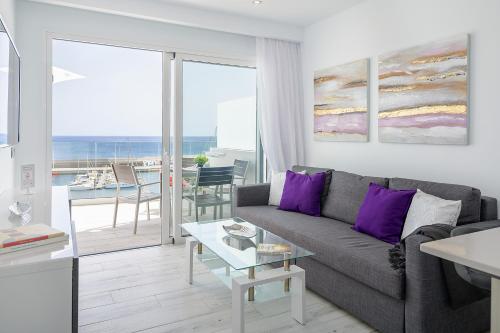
[0,224,68,254]
[257,243,291,255]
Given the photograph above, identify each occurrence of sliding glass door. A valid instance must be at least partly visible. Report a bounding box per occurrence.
[172,55,258,238]
[51,39,172,255]
[50,39,260,249]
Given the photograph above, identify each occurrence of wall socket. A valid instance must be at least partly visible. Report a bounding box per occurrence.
[21,164,35,190]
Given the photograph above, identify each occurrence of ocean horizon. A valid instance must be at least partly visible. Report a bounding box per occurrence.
[52,135,217,161]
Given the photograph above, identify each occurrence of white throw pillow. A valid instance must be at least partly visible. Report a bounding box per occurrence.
[401,189,462,239]
[268,170,305,206]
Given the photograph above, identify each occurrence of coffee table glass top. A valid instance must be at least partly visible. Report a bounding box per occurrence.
[181,217,314,270]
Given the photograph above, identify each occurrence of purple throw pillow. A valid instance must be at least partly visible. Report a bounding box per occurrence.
[279,170,326,216]
[353,183,416,244]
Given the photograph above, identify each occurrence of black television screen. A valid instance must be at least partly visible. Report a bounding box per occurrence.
[0,16,20,147]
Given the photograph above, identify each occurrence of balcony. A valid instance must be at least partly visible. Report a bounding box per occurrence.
[53,138,256,255]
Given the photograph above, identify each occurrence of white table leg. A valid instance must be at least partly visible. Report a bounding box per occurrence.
[231,265,306,333]
[232,279,245,333]
[492,277,500,333]
[291,270,305,325]
[185,237,198,284]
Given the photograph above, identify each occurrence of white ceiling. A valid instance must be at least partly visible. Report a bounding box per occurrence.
[27,0,367,40]
[156,0,367,26]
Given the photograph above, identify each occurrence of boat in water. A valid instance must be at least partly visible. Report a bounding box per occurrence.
[68,169,137,191]
[69,171,106,191]
[103,183,135,189]
[69,182,98,191]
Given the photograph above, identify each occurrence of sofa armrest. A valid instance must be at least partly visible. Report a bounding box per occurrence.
[404,233,490,333]
[235,183,271,207]
[452,219,500,236]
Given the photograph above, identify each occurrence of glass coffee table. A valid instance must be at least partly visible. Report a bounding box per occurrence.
[182,217,314,333]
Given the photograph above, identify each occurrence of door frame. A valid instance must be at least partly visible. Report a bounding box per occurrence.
[171,53,258,242]
[46,33,175,245]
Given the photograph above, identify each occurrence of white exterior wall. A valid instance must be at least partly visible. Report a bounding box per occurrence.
[216,97,257,151]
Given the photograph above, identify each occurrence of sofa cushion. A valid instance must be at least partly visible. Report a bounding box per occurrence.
[354,183,416,244]
[292,165,333,205]
[389,177,481,225]
[321,171,389,224]
[236,205,404,300]
[268,170,305,206]
[401,189,461,239]
[279,170,326,216]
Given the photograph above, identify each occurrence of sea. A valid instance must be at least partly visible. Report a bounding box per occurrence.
[52,135,216,199]
[52,135,216,161]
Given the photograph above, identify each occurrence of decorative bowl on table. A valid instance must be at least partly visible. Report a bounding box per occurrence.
[222,223,256,239]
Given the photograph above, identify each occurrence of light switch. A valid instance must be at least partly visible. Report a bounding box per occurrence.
[21,164,35,190]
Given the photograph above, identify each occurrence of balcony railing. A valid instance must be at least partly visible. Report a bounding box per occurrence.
[51,137,256,200]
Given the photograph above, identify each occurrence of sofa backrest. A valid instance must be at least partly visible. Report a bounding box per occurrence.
[290,166,497,224]
[321,171,389,224]
[389,178,481,225]
[481,196,498,221]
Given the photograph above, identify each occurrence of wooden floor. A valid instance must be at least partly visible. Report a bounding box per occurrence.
[79,245,377,333]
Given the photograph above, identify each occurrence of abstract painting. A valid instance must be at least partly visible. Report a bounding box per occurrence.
[314,59,368,142]
[378,35,468,144]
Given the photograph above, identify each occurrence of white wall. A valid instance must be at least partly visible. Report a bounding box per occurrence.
[0,0,16,192]
[15,0,256,208]
[303,0,500,201]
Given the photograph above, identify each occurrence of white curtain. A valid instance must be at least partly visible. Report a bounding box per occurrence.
[256,38,305,175]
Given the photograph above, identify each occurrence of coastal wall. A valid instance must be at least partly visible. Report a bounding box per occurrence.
[302,0,500,204]
[0,0,16,192]
[15,0,257,220]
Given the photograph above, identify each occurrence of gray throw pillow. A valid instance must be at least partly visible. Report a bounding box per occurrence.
[320,170,333,204]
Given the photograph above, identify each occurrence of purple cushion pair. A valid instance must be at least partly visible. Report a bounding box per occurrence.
[353,183,416,244]
[279,170,326,217]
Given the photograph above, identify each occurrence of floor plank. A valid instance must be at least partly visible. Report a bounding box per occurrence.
[79,293,114,311]
[79,244,376,332]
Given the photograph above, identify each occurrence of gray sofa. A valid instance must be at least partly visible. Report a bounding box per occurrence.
[234,166,498,333]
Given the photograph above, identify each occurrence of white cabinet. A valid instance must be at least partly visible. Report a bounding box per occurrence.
[0,187,78,333]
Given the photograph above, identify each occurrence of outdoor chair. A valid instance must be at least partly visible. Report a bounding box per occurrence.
[233,159,249,185]
[182,166,234,221]
[111,164,161,234]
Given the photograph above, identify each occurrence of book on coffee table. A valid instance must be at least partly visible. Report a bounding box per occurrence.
[0,224,68,254]
[257,243,291,255]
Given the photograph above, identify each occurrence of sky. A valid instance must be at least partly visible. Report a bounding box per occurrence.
[52,39,256,137]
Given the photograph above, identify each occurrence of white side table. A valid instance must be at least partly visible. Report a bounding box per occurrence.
[420,228,500,333]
